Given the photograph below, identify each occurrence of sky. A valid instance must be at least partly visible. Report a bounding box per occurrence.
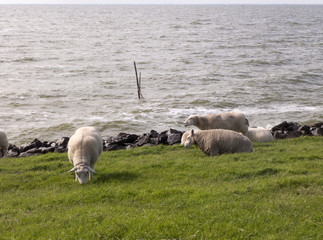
[0,0,322,4]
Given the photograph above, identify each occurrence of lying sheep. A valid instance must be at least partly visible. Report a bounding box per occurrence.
[184,111,249,135]
[184,129,253,156]
[68,126,103,184]
[0,130,8,158]
[181,129,199,145]
[246,127,273,142]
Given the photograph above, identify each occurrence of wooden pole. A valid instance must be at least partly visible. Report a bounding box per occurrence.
[134,61,144,99]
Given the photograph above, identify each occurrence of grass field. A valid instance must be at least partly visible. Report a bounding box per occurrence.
[0,137,322,239]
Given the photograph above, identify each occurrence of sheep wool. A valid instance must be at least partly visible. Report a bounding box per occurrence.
[246,127,274,142]
[184,111,249,135]
[68,126,103,184]
[184,129,253,156]
[0,130,8,158]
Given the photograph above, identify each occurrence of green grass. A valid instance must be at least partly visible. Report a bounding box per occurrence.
[0,137,322,239]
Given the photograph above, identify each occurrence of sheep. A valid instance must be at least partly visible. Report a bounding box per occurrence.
[68,126,103,184]
[181,129,199,145]
[246,127,273,142]
[184,129,253,156]
[0,129,8,158]
[184,111,249,135]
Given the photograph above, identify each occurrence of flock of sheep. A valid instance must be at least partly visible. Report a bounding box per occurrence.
[0,111,273,184]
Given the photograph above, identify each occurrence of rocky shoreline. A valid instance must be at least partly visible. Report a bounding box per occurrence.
[5,121,323,158]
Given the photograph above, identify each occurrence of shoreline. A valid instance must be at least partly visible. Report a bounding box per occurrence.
[4,121,323,158]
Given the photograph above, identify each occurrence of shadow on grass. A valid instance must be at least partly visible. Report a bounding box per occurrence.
[95,171,139,183]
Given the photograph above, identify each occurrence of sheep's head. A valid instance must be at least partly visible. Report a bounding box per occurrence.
[69,166,96,184]
[184,129,195,148]
[184,115,197,127]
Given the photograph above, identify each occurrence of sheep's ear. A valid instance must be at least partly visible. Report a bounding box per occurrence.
[68,167,77,172]
[87,166,96,174]
[191,129,194,136]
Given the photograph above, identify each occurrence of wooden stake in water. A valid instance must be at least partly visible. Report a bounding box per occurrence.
[134,61,144,99]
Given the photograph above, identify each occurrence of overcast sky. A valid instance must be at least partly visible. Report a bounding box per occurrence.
[0,0,322,4]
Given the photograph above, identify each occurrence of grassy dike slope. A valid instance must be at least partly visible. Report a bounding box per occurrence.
[0,137,322,239]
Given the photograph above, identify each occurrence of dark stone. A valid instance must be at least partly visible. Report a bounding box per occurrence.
[26,148,41,154]
[106,133,139,146]
[312,127,323,136]
[135,134,150,147]
[150,137,159,145]
[54,146,67,153]
[39,147,55,154]
[285,130,302,139]
[273,131,287,140]
[271,121,300,132]
[8,144,20,153]
[149,130,159,138]
[19,152,33,157]
[105,143,124,151]
[20,139,39,152]
[167,133,182,145]
[158,131,168,145]
[56,137,69,147]
[312,122,323,128]
[168,128,183,135]
[7,149,19,158]
[298,125,312,136]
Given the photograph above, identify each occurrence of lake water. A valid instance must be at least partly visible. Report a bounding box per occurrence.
[1,4,322,144]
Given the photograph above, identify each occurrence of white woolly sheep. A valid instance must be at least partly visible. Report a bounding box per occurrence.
[0,129,8,158]
[246,127,273,142]
[184,111,249,135]
[184,129,253,156]
[68,126,103,184]
[181,129,199,145]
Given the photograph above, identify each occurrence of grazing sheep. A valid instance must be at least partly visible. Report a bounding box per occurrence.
[0,130,8,158]
[184,111,249,135]
[246,127,273,142]
[68,126,103,184]
[184,129,253,156]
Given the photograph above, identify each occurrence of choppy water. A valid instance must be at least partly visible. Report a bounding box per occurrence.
[1,4,322,144]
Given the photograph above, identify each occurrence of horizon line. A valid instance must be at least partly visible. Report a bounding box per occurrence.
[0,3,322,5]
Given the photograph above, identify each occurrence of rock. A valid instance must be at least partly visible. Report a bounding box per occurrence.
[165,128,183,145]
[105,143,124,151]
[149,130,159,138]
[20,139,42,153]
[7,149,19,158]
[272,121,300,132]
[285,130,302,139]
[312,127,323,136]
[19,152,33,157]
[312,122,323,128]
[298,125,312,136]
[26,148,41,154]
[150,137,159,145]
[158,131,168,145]
[54,146,67,153]
[135,134,150,147]
[56,137,69,147]
[39,147,55,154]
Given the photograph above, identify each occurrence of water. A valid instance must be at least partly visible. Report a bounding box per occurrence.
[1,5,322,144]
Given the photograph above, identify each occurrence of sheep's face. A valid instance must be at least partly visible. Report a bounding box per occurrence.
[69,165,96,184]
[184,115,196,126]
[184,134,194,148]
[75,169,89,184]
